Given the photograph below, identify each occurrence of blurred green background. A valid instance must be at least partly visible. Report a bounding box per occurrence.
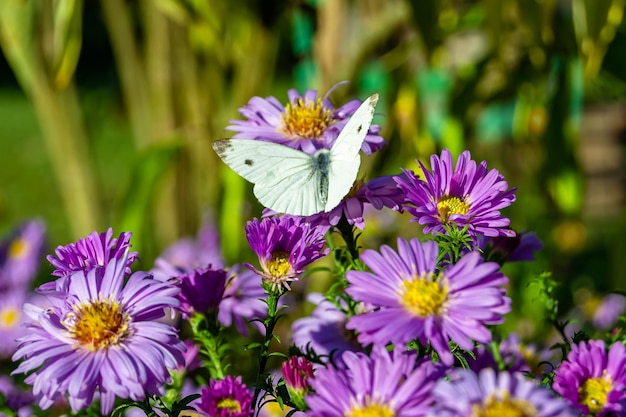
[1,0,626,340]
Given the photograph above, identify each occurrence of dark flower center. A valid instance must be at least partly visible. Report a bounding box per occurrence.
[64,299,131,351]
[280,98,334,139]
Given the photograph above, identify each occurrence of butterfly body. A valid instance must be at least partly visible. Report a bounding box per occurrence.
[213,94,379,216]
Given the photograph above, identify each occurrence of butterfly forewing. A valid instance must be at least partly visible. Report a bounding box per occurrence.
[325,93,379,211]
[213,139,324,215]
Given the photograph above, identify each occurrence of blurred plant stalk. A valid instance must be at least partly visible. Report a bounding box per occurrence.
[0,0,102,238]
[100,0,279,259]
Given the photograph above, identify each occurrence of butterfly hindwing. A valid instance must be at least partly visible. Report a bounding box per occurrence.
[325,93,379,211]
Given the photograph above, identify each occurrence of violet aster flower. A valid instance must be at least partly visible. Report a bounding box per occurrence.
[195,375,253,417]
[175,266,228,318]
[226,83,384,155]
[395,149,516,238]
[479,231,543,263]
[0,219,46,291]
[245,216,329,292]
[592,293,626,330]
[0,375,35,417]
[12,255,185,415]
[151,222,224,281]
[46,227,138,278]
[306,348,445,417]
[430,368,577,417]
[302,174,405,230]
[0,290,49,358]
[218,266,267,336]
[553,339,626,416]
[346,237,510,365]
[291,293,362,364]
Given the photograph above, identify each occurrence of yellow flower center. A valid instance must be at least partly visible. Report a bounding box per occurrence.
[345,399,395,417]
[579,376,612,415]
[280,98,335,139]
[8,238,28,259]
[64,298,131,351]
[0,305,20,329]
[437,195,469,222]
[472,392,537,417]
[217,397,242,414]
[398,274,447,317]
[266,251,292,278]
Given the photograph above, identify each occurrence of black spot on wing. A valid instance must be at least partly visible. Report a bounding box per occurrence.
[212,140,233,157]
[244,159,254,166]
[357,124,363,134]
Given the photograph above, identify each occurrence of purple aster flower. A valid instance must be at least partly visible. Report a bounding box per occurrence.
[300,174,405,230]
[218,266,267,336]
[195,375,253,417]
[0,290,48,358]
[151,221,224,281]
[175,266,228,318]
[479,231,544,263]
[245,216,329,292]
[226,83,384,155]
[592,293,626,330]
[12,255,185,415]
[291,293,363,365]
[553,339,626,416]
[465,334,553,377]
[0,219,46,291]
[395,149,516,238]
[0,375,35,417]
[306,347,445,417]
[346,237,511,365]
[46,227,138,278]
[430,368,577,417]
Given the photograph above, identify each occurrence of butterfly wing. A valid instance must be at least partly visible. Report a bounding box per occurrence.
[325,93,379,212]
[213,139,325,216]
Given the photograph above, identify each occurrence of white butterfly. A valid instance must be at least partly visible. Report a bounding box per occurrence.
[213,93,379,216]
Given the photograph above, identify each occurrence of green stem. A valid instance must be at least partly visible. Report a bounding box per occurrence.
[252,292,281,413]
[190,313,225,380]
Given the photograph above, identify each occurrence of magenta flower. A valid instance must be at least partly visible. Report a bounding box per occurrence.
[306,348,445,417]
[46,228,138,278]
[553,339,626,416]
[0,219,46,291]
[396,149,516,238]
[196,375,253,417]
[430,368,577,417]
[245,216,329,292]
[346,237,511,365]
[226,83,384,155]
[12,255,185,414]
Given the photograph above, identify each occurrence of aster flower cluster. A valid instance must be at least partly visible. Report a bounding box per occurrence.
[6,86,626,417]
